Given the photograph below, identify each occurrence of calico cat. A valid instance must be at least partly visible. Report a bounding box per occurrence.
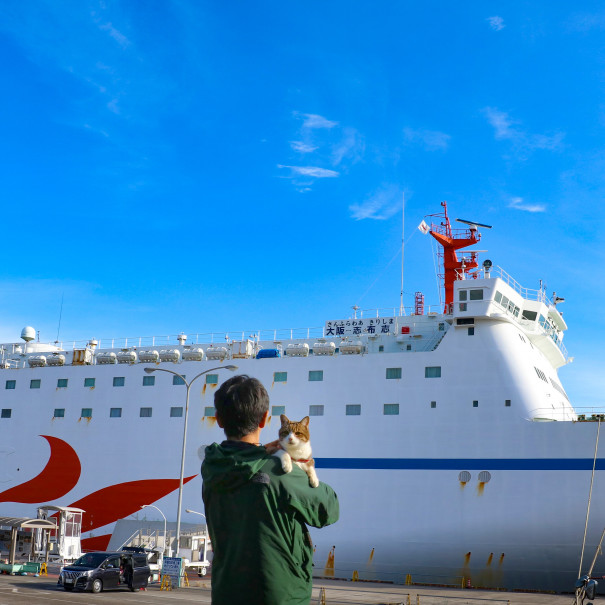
[274,414,319,488]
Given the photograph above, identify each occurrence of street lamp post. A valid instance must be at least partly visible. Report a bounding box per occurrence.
[144,364,237,556]
[141,504,167,555]
[185,508,206,521]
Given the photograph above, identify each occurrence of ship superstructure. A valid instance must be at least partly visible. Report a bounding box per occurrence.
[0,202,602,591]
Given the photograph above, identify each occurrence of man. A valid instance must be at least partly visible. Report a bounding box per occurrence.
[201,374,339,605]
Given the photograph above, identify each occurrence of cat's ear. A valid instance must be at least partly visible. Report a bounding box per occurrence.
[280,414,290,425]
[301,416,310,427]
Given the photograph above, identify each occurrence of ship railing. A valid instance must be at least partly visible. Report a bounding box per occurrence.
[54,327,326,351]
[53,310,449,351]
[528,407,605,422]
[353,304,444,318]
[489,266,549,304]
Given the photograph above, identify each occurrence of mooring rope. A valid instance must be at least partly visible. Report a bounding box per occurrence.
[578,418,601,577]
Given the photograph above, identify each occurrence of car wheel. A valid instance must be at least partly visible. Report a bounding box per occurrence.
[129,585,137,592]
[63,585,74,591]
[91,579,103,593]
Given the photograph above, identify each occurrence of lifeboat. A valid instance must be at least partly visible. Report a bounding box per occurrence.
[340,340,364,355]
[286,343,310,357]
[206,346,228,361]
[96,352,117,364]
[117,350,137,364]
[182,347,205,361]
[313,341,336,356]
[47,354,66,366]
[159,349,181,363]
[139,350,159,363]
[28,355,47,367]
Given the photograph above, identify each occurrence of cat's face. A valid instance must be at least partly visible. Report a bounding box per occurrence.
[278,414,310,448]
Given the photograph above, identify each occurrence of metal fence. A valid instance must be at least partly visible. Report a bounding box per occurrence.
[312,586,511,605]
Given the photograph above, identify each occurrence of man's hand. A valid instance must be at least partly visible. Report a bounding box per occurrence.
[264,439,280,454]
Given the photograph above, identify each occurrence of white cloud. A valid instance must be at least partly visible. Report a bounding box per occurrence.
[332,127,364,165]
[483,107,564,154]
[301,113,338,129]
[403,127,450,151]
[99,21,130,48]
[349,185,402,221]
[290,141,317,153]
[487,16,505,31]
[278,165,339,178]
[508,197,546,213]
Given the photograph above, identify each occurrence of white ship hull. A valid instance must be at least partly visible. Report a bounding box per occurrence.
[0,208,602,592]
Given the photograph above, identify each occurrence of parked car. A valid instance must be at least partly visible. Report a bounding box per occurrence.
[58,551,150,593]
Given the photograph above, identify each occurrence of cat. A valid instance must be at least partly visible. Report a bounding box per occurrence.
[274,414,319,488]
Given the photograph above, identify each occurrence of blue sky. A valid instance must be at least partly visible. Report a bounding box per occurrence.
[0,1,603,408]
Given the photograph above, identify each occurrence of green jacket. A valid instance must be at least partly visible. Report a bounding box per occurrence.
[201,441,339,605]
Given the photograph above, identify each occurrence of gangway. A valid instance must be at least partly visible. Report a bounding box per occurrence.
[35,506,84,562]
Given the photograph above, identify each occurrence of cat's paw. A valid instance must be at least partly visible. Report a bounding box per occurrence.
[310,476,320,488]
[281,454,293,473]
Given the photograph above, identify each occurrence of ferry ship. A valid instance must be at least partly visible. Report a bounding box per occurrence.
[0,202,603,591]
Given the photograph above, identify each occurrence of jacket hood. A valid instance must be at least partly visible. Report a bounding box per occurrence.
[202,442,269,493]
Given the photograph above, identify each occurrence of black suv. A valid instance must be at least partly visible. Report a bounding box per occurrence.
[59,551,150,593]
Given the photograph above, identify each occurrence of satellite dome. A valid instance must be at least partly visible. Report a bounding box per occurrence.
[21,326,36,342]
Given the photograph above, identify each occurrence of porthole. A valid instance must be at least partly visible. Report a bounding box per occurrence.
[458,471,471,483]
[478,471,491,483]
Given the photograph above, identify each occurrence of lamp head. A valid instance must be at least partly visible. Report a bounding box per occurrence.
[144,368,156,374]
[225,365,238,371]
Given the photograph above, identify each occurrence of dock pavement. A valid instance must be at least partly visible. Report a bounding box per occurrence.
[0,568,578,604]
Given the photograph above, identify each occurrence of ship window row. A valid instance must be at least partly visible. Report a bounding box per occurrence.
[5,398,516,421]
[52,406,187,419]
[494,291,520,318]
[4,366,447,391]
[534,367,548,383]
[459,289,484,301]
[2,373,219,390]
[549,378,569,401]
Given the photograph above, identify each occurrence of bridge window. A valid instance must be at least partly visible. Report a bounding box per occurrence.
[171,407,184,417]
[459,290,467,301]
[173,374,186,385]
[54,408,65,418]
[57,379,68,388]
[5,380,15,390]
[522,310,537,321]
[383,403,399,416]
[346,404,361,416]
[142,375,155,386]
[272,405,286,416]
[113,377,125,387]
[110,408,122,418]
[84,377,95,387]
[309,405,324,416]
[30,379,41,389]
[469,289,483,300]
[205,374,218,385]
[308,370,323,382]
[386,367,402,379]
[140,407,153,418]
[1,409,11,418]
[81,408,93,418]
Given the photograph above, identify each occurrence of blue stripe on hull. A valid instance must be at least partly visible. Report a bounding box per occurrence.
[315,458,605,470]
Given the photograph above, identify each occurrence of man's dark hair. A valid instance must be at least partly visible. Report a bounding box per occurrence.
[214,375,270,439]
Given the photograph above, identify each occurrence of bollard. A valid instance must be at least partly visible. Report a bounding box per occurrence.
[351,570,359,582]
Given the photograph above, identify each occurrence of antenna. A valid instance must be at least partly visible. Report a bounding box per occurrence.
[456,218,493,229]
[400,192,405,317]
[55,294,64,344]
